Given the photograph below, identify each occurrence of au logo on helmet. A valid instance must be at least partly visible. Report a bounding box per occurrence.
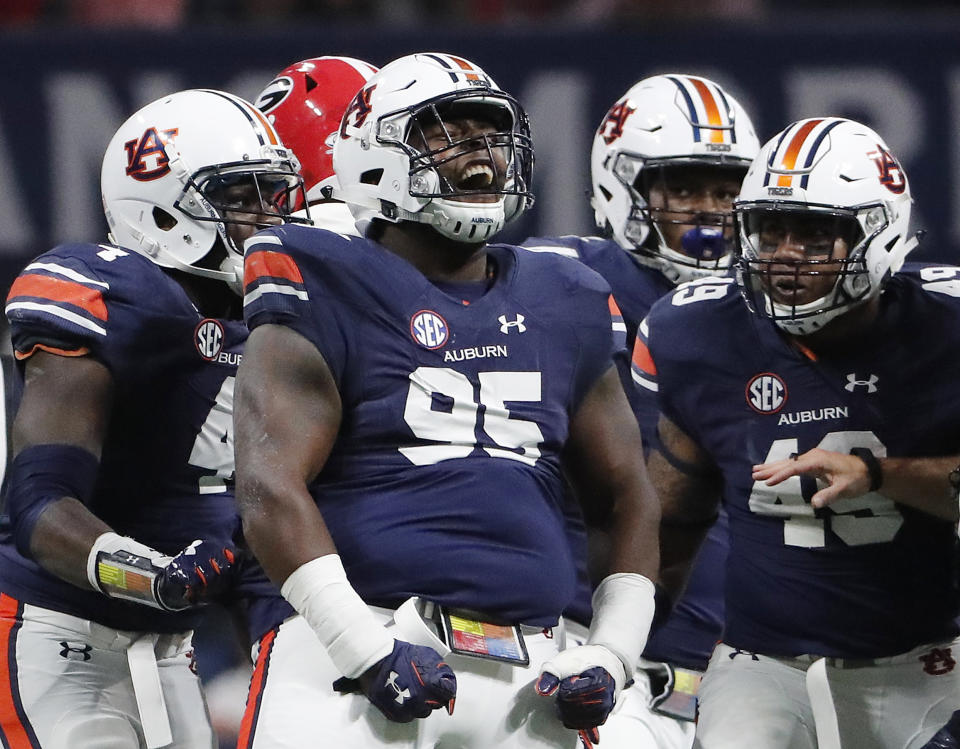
[598,100,636,146]
[124,127,178,181]
[868,145,906,195]
[339,85,376,140]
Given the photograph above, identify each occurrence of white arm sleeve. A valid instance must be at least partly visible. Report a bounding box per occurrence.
[281,554,394,679]
[586,572,657,682]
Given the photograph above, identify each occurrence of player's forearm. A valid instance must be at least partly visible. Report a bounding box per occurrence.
[28,497,111,588]
[237,471,339,586]
[658,521,713,601]
[876,454,960,520]
[606,482,660,580]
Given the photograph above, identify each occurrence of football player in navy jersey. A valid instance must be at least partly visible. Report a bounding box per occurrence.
[633,117,960,748]
[234,52,661,749]
[0,89,305,748]
[522,74,759,749]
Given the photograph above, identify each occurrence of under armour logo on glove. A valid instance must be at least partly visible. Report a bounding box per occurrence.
[536,644,629,748]
[385,671,411,704]
[334,640,456,723]
[155,539,238,610]
[921,710,960,749]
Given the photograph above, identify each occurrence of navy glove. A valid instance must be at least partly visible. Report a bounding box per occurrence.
[537,666,618,747]
[922,711,960,749]
[536,644,631,747]
[155,540,238,610]
[334,640,456,723]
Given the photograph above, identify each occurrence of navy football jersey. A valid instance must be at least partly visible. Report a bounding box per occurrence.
[521,235,673,358]
[521,234,728,669]
[243,225,617,629]
[0,243,245,632]
[635,267,960,658]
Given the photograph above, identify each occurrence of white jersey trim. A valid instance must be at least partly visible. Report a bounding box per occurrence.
[243,283,309,308]
[24,262,110,289]
[6,301,107,336]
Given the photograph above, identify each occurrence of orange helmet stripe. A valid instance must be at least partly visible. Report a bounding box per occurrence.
[448,55,480,82]
[689,78,726,144]
[775,118,823,187]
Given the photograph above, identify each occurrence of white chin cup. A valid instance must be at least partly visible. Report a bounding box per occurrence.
[423,197,506,243]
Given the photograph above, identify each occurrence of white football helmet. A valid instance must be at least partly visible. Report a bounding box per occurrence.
[591,74,759,284]
[101,89,306,293]
[735,117,915,336]
[333,52,534,243]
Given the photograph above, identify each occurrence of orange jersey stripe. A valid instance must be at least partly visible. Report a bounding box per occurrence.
[244,250,304,288]
[631,338,657,376]
[8,274,107,321]
[608,295,623,318]
[14,343,90,361]
[690,78,725,144]
[237,628,277,749]
[448,55,480,82]
[776,119,822,187]
[0,594,38,748]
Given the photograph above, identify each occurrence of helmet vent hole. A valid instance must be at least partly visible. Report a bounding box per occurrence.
[304,75,318,92]
[599,186,613,202]
[361,168,383,185]
[468,224,477,239]
[152,207,178,231]
[885,235,901,252]
[454,221,463,234]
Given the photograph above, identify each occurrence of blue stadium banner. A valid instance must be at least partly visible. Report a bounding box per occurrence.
[0,23,957,288]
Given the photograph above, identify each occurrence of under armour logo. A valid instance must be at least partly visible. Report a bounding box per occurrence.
[844,373,879,393]
[385,671,410,704]
[498,314,526,334]
[919,648,956,676]
[59,641,92,661]
[728,648,759,661]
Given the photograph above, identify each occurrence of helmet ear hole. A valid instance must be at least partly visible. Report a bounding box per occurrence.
[361,168,384,186]
[153,207,178,231]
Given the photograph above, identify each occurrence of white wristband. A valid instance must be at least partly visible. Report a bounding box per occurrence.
[587,573,656,682]
[280,554,394,679]
[86,532,168,592]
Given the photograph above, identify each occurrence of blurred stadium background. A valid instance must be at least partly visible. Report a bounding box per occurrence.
[1,1,957,745]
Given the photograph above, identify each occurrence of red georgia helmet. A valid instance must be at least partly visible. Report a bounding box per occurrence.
[255,56,378,203]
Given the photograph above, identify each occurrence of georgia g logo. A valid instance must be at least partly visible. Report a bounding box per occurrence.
[868,145,907,195]
[124,127,178,181]
[746,372,787,414]
[598,99,636,146]
[254,76,294,114]
[339,84,376,140]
